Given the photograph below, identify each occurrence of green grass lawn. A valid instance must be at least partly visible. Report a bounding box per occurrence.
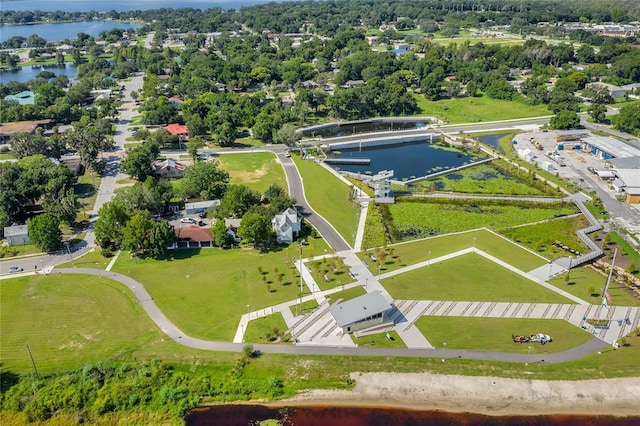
[361,202,388,249]
[414,95,550,124]
[0,243,42,259]
[549,266,640,307]
[325,286,367,303]
[388,199,578,242]
[382,252,572,303]
[293,155,360,246]
[359,229,547,275]
[353,330,405,348]
[288,298,319,316]
[0,274,174,373]
[111,244,329,342]
[306,256,356,291]
[0,151,15,160]
[56,249,113,269]
[501,216,590,260]
[416,317,593,354]
[216,152,286,194]
[244,312,290,344]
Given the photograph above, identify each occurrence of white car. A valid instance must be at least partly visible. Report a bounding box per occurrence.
[530,333,552,344]
[180,217,196,224]
[8,266,23,273]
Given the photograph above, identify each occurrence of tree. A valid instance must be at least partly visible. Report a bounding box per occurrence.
[63,125,113,171]
[588,104,607,124]
[121,212,154,256]
[148,220,176,257]
[612,103,640,135]
[549,110,581,129]
[179,160,229,200]
[9,132,66,159]
[28,213,62,252]
[186,136,206,161]
[272,123,300,147]
[121,142,160,181]
[212,219,233,247]
[94,200,131,253]
[218,184,261,218]
[114,178,172,215]
[238,211,273,247]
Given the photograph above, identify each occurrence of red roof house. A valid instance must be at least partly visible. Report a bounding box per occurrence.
[165,123,189,140]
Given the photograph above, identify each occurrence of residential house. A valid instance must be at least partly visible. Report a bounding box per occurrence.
[586,82,626,99]
[175,225,213,247]
[4,224,29,246]
[0,119,52,142]
[152,158,186,179]
[329,291,393,334]
[271,207,300,244]
[168,97,184,107]
[165,123,189,141]
[343,80,365,89]
[4,91,35,105]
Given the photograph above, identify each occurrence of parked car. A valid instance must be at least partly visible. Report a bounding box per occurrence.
[529,333,552,344]
[8,266,23,273]
[180,217,196,224]
[198,212,207,218]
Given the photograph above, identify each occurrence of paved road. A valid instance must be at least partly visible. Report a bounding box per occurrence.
[53,267,608,364]
[277,151,351,251]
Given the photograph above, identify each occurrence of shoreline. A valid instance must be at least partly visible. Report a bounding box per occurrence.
[251,372,640,417]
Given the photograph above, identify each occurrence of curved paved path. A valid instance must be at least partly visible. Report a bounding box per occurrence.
[53,267,609,364]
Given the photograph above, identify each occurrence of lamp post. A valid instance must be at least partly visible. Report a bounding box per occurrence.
[365,278,368,290]
[548,260,553,278]
[246,304,250,319]
[241,324,245,343]
[428,251,431,267]
[443,342,447,351]
[526,346,532,365]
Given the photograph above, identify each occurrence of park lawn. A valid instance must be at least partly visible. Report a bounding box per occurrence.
[414,95,550,124]
[353,330,406,349]
[382,252,573,304]
[75,172,101,221]
[608,232,640,272]
[0,243,42,259]
[244,312,290,344]
[325,285,366,303]
[389,199,579,241]
[112,244,329,342]
[361,203,388,249]
[217,152,286,194]
[0,151,15,160]
[500,216,590,260]
[289,298,319,316]
[306,256,355,291]
[359,229,547,275]
[56,249,113,269]
[293,155,360,246]
[549,266,640,307]
[0,274,170,373]
[416,317,593,354]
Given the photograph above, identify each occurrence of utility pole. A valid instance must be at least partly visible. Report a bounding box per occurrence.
[26,344,39,380]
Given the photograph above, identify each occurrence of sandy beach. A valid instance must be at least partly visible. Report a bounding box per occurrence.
[276,372,640,416]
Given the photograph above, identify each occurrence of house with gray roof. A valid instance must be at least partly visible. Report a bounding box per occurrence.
[4,224,29,246]
[272,207,300,244]
[329,291,393,334]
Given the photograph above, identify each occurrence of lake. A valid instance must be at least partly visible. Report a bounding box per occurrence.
[328,141,484,181]
[0,63,78,84]
[0,0,276,13]
[0,21,141,42]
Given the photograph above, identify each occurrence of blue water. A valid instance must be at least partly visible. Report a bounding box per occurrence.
[330,141,485,181]
[0,62,77,84]
[0,0,276,13]
[477,134,509,150]
[0,21,141,42]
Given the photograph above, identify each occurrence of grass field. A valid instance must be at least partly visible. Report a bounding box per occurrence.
[56,249,112,269]
[388,199,579,241]
[244,312,289,344]
[293,155,360,246]
[111,243,329,341]
[416,317,594,354]
[361,203,388,249]
[0,275,170,372]
[549,266,640,307]
[306,256,356,291]
[353,330,405,348]
[501,216,590,260]
[216,152,287,194]
[414,95,551,124]
[382,252,574,303]
[359,229,548,275]
[325,285,367,303]
[2,274,640,383]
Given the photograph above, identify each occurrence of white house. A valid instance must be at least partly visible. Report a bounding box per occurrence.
[4,224,29,246]
[271,207,301,244]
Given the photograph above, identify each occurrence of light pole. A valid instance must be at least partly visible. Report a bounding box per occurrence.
[526,346,532,365]
[443,342,447,351]
[241,324,245,343]
[365,278,367,290]
[428,251,431,267]
[548,260,553,278]
[246,304,250,319]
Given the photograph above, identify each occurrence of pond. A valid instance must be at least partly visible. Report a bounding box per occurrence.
[0,63,78,84]
[476,133,511,150]
[328,140,485,181]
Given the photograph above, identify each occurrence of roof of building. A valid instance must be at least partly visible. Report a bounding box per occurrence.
[185,200,220,210]
[0,120,52,137]
[224,218,242,229]
[168,97,184,104]
[4,224,28,237]
[616,169,640,188]
[329,291,392,327]
[610,156,640,169]
[165,123,189,135]
[582,136,640,159]
[153,158,185,172]
[4,91,35,105]
[586,82,624,91]
[175,225,213,242]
